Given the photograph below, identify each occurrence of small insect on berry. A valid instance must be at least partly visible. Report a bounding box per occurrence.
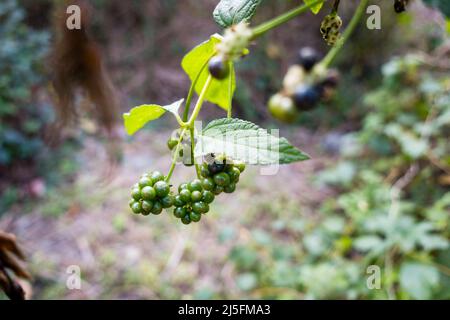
[208,56,230,80]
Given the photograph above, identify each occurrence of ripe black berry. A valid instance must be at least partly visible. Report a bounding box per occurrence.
[208,56,230,80]
[208,162,226,175]
[298,47,320,72]
[293,84,321,110]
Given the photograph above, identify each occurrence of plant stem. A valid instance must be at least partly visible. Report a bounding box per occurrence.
[251,0,328,39]
[321,0,368,68]
[182,57,212,122]
[187,75,213,127]
[165,128,187,182]
[227,62,234,118]
[190,126,201,178]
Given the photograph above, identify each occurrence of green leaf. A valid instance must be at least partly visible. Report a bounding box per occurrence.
[353,235,385,252]
[422,0,450,18]
[195,118,310,165]
[213,0,262,28]
[399,262,440,299]
[181,35,235,111]
[123,99,183,135]
[303,0,324,14]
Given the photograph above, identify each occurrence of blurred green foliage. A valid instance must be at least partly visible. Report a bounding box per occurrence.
[0,0,78,212]
[228,54,450,299]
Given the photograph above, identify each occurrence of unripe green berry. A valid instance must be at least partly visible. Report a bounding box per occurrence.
[201,178,215,191]
[200,163,211,177]
[181,214,191,225]
[174,195,185,207]
[224,182,236,193]
[167,138,178,150]
[189,211,202,222]
[214,172,230,187]
[160,195,175,208]
[131,188,141,201]
[131,202,142,214]
[154,181,170,197]
[178,183,188,192]
[179,189,191,203]
[141,200,153,214]
[174,206,187,218]
[234,161,246,173]
[188,179,203,192]
[138,176,152,188]
[151,171,165,184]
[141,186,156,201]
[213,185,224,195]
[227,167,241,183]
[191,190,202,202]
[192,201,207,214]
[202,190,215,204]
[151,201,163,215]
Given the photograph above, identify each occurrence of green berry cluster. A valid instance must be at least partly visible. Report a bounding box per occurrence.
[172,154,245,225]
[129,171,174,216]
[320,13,343,46]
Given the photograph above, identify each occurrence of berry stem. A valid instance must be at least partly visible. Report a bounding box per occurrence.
[187,74,213,127]
[189,126,201,178]
[166,127,188,182]
[227,61,234,119]
[320,0,368,68]
[251,0,328,39]
[332,0,340,14]
[182,55,213,122]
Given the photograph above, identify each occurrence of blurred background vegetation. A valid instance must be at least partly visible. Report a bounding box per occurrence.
[0,0,449,299]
